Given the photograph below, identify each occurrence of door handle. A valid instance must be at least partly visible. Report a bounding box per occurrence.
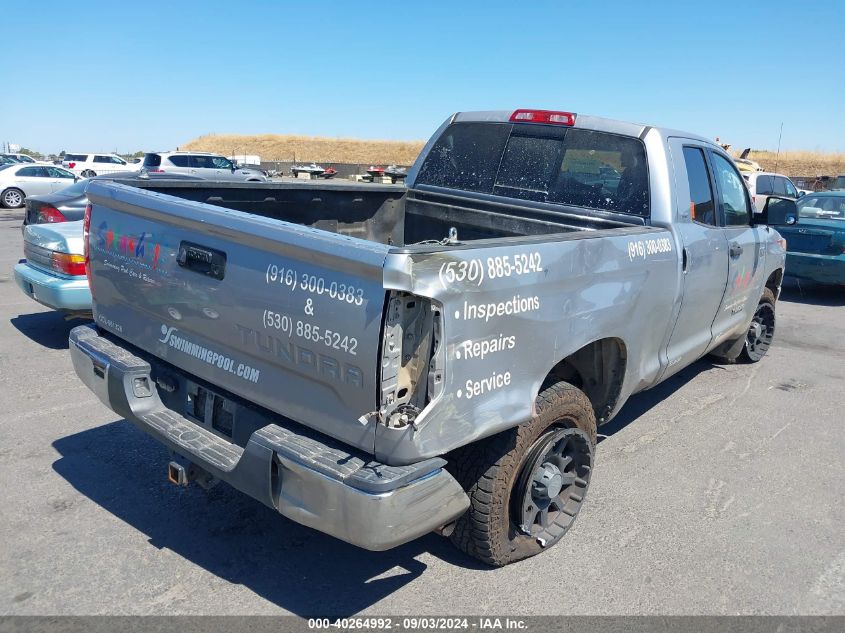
[729,242,743,259]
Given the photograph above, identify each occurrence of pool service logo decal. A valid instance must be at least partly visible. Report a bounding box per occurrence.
[93,220,164,273]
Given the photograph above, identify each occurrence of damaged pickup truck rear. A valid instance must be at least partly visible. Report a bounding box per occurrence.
[70,109,791,566]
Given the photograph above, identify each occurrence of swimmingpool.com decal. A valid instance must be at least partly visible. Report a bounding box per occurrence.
[159,325,260,383]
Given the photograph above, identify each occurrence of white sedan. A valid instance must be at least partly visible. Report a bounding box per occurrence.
[0,164,78,208]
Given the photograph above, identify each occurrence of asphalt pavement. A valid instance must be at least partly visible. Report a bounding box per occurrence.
[0,207,843,616]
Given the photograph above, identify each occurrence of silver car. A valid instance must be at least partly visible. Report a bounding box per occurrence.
[142,151,266,181]
[0,164,77,208]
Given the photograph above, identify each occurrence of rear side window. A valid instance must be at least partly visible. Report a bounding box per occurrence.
[416,122,649,216]
[64,154,87,162]
[755,175,773,194]
[682,147,716,226]
[17,166,41,177]
[168,155,190,167]
[143,154,162,168]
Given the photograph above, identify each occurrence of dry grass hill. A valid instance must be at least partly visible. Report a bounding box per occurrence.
[735,150,845,177]
[182,133,845,177]
[181,134,425,166]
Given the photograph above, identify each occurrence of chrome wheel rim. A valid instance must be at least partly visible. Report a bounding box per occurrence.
[3,190,22,206]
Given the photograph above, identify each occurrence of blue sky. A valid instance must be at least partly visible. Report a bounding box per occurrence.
[2,0,843,155]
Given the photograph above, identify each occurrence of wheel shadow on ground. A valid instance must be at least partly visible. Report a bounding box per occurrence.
[51,420,487,617]
[597,358,722,441]
[10,311,90,350]
[779,278,844,307]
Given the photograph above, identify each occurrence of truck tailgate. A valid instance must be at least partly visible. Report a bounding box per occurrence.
[85,181,390,451]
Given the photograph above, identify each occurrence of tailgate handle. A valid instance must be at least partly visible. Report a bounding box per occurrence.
[177,241,227,280]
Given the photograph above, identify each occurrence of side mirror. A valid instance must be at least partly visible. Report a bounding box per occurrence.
[754,195,798,226]
[74,176,79,182]
[797,191,805,198]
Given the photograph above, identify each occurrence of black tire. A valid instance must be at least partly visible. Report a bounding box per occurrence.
[81,169,96,178]
[448,381,596,566]
[739,287,776,363]
[1,187,25,208]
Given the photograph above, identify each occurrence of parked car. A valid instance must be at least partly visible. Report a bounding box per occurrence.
[1,153,39,164]
[13,220,91,314]
[61,153,136,177]
[743,171,800,213]
[72,108,789,566]
[23,171,207,226]
[0,155,21,166]
[142,151,267,181]
[0,163,77,208]
[777,191,845,285]
[831,174,845,190]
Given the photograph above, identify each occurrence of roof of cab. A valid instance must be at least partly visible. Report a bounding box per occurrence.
[452,110,717,148]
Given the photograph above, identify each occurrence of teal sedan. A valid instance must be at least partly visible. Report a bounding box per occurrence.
[778,192,845,285]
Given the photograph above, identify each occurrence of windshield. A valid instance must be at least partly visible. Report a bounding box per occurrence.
[796,195,845,220]
[416,122,650,216]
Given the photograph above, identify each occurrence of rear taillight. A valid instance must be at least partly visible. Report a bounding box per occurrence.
[83,203,92,283]
[68,162,76,169]
[37,205,66,223]
[50,252,86,276]
[147,169,165,173]
[509,109,576,126]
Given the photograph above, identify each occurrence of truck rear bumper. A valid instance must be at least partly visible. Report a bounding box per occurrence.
[14,261,92,312]
[69,324,469,551]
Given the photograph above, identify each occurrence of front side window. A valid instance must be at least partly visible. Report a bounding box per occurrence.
[682,147,716,226]
[416,122,650,216]
[784,179,797,197]
[48,167,74,178]
[712,153,751,226]
[210,156,233,169]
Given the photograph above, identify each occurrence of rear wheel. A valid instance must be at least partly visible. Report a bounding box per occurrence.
[740,288,776,362]
[81,169,96,178]
[449,381,596,566]
[1,188,24,208]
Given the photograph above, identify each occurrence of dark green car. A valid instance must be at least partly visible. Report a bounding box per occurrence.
[779,191,845,285]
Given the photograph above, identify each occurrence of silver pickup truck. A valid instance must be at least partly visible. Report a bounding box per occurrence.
[69,109,794,566]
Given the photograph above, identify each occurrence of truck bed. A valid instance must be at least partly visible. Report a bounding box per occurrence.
[122,179,643,247]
